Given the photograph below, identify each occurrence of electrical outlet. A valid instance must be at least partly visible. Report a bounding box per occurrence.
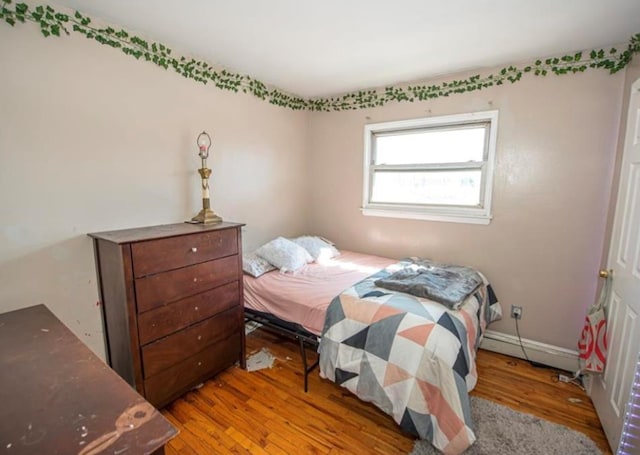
[511,305,523,320]
[558,374,570,383]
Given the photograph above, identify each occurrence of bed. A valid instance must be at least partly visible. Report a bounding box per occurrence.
[243,248,501,454]
[244,250,394,390]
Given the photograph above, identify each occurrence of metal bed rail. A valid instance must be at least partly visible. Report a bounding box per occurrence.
[244,309,320,392]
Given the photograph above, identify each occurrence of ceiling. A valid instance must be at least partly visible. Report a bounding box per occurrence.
[52,0,640,98]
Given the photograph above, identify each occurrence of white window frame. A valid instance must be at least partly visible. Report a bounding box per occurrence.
[362,110,498,225]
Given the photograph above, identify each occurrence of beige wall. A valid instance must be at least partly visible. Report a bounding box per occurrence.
[0,21,310,357]
[307,68,625,351]
[0,14,631,357]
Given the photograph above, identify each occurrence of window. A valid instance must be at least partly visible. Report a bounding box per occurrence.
[362,110,498,224]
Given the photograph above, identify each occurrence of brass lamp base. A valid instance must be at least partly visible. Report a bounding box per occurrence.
[191,208,222,225]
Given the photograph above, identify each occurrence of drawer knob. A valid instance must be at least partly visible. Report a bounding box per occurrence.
[197,361,202,366]
[194,306,199,311]
[197,335,202,341]
[193,277,198,282]
[191,247,198,253]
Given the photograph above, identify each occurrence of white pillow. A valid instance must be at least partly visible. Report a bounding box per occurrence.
[255,237,313,272]
[242,252,277,278]
[291,236,340,261]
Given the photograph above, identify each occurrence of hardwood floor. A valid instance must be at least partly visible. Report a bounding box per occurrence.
[161,328,611,454]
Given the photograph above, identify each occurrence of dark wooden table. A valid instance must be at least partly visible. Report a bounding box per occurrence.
[0,305,178,455]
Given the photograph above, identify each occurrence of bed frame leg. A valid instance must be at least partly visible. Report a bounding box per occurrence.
[299,337,309,393]
[245,311,319,392]
[298,336,320,393]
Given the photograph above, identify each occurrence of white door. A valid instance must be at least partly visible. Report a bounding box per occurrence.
[590,77,640,452]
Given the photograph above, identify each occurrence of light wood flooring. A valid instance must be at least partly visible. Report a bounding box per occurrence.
[162,328,611,454]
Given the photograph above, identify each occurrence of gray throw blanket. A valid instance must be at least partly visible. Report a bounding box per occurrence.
[374,259,482,310]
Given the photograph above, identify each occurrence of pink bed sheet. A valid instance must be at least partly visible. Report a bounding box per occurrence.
[243,250,396,335]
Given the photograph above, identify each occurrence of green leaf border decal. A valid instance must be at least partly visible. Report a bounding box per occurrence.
[2,0,639,111]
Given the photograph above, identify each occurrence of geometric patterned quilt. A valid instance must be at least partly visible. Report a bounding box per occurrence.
[318,259,501,455]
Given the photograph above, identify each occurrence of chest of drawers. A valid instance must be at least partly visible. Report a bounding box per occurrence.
[89,222,245,408]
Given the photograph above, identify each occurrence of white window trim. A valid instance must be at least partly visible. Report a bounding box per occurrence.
[362,110,499,225]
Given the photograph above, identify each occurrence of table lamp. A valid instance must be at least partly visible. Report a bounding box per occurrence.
[191,131,222,225]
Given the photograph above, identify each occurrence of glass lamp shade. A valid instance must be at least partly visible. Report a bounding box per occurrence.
[197,131,211,159]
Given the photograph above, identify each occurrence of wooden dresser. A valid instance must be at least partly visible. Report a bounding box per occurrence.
[89,222,246,408]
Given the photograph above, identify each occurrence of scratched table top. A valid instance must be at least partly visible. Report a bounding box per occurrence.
[0,305,177,455]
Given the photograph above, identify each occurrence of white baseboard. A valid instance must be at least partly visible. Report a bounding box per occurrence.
[480,329,580,373]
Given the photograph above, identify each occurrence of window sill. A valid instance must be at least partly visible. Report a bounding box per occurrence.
[361,207,492,225]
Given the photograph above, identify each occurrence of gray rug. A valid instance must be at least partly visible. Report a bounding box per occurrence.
[411,396,602,455]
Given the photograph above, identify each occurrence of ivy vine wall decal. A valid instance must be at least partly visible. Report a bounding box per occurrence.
[2,0,639,112]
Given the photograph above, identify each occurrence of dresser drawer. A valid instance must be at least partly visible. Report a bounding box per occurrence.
[137,281,240,345]
[144,333,241,407]
[131,228,238,278]
[142,306,242,377]
[135,255,239,313]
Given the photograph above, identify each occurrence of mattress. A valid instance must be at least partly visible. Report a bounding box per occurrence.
[243,250,396,335]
